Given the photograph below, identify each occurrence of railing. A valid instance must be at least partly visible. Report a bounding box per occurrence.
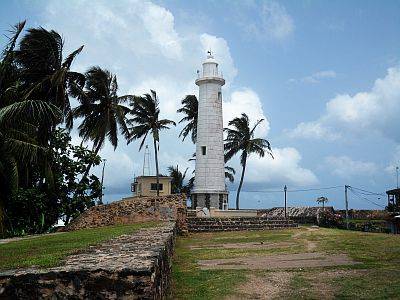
[196,70,224,79]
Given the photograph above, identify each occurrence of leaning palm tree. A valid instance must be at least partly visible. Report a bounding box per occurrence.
[127,90,176,196]
[224,113,273,210]
[177,95,198,143]
[69,66,131,176]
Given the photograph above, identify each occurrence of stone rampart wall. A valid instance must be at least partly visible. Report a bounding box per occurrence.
[0,223,176,299]
[257,206,335,224]
[66,194,187,232]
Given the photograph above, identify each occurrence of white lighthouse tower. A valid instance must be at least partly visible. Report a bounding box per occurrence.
[192,52,228,210]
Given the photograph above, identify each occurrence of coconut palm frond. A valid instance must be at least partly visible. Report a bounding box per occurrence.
[177,95,198,143]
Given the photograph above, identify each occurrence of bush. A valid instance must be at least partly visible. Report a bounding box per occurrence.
[319,210,344,228]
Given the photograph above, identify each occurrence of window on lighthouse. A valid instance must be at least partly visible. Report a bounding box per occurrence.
[201,146,207,155]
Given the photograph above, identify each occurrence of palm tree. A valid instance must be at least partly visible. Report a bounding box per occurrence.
[0,100,62,233]
[177,95,198,143]
[224,113,273,210]
[168,165,189,194]
[14,26,85,125]
[127,90,175,196]
[317,196,328,210]
[0,21,26,109]
[0,21,64,235]
[69,66,131,177]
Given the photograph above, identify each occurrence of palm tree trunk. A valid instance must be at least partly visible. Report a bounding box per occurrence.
[153,138,160,197]
[236,154,247,210]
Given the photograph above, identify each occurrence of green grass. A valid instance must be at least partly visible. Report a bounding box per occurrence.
[172,227,400,299]
[0,222,157,271]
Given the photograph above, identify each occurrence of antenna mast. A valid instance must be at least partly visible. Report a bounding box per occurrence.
[142,145,152,176]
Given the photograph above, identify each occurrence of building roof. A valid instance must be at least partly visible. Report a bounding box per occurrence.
[135,175,173,180]
[386,188,400,195]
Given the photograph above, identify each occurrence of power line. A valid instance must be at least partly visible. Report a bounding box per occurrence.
[238,189,283,193]
[348,186,385,196]
[288,186,342,193]
[239,185,343,194]
[348,188,385,208]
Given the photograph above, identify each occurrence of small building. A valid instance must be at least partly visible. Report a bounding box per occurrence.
[131,176,173,197]
[386,188,400,234]
[386,188,400,212]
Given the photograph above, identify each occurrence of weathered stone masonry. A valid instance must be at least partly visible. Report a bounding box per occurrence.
[0,223,176,300]
[0,195,187,299]
[66,194,187,233]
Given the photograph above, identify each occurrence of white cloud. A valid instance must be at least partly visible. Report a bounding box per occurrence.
[244,147,318,186]
[286,121,340,141]
[140,2,182,60]
[325,156,378,178]
[223,88,270,137]
[235,1,294,41]
[287,66,400,142]
[289,70,337,84]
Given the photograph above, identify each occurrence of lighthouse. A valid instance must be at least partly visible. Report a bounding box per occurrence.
[192,52,228,210]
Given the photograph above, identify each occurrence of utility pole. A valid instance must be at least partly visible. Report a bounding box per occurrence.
[284,185,287,220]
[99,159,106,205]
[345,185,349,229]
[396,166,399,188]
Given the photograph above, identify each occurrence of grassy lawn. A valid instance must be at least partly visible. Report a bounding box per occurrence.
[0,222,157,271]
[171,227,400,299]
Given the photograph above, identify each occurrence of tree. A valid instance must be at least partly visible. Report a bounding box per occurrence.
[3,129,101,236]
[0,22,103,237]
[317,196,329,210]
[168,165,189,194]
[224,113,273,210]
[14,26,85,123]
[69,66,131,177]
[127,90,176,196]
[177,95,198,143]
[49,129,102,225]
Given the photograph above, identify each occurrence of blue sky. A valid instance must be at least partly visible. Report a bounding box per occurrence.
[2,0,400,209]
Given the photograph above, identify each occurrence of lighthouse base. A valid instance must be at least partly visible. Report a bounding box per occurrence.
[191,191,229,210]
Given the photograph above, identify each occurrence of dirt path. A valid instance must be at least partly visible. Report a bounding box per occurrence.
[198,252,359,270]
[189,241,296,250]
[228,272,293,300]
